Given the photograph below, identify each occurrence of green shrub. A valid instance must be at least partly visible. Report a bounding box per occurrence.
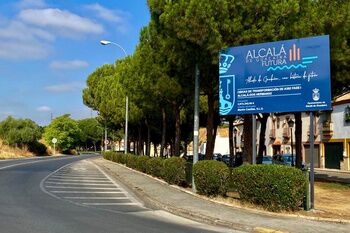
[185,162,193,185]
[161,157,186,185]
[135,156,150,173]
[193,160,230,196]
[119,153,128,164]
[111,153,118,162]
[231,164,306,211]
[145,157,164,177]
[103,151,115,161]
[125,154,137,169]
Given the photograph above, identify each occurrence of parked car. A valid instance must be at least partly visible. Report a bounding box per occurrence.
[220,153,243,167]
[262,156,273,164]
[183,153,205,162]
[221,154,231,166]
[272,154,296,166]
[212,153,222,161]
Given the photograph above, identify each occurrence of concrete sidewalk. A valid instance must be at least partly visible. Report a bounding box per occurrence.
[91,157,350,233]
[315,169,350,184]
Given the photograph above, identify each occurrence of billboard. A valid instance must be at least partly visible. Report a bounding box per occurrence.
[219,35,331,115]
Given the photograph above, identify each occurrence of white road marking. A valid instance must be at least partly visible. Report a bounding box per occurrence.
[50,175,106,179]
[63,197,129,200]
[51,191,127,194]
[0,156,72,170]
[82,203,139,206]
[41,159,145,213]
[45,181,114,186]
[45,186,120,190]
[48,178,111,183]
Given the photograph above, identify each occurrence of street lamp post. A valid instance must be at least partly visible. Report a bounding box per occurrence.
[100,40,128,154]
[288,118,295,167]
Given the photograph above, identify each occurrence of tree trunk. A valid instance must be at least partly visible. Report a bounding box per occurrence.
[138,125,143,155]
[205,90,217,159]
[257,113,269,164]
[243,114,253,163]
[93,142,96,152]
[145,119,151,156]
[160,107,166,158]
[294,112,302,168]
[173,102,181,156]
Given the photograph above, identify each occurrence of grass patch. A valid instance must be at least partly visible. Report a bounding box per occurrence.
[316,181,350,190]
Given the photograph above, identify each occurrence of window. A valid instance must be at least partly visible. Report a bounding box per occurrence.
[345,105,350,123]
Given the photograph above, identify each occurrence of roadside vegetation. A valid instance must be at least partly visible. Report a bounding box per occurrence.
[103,152,306,212]
[0,116,46,158]
[0,115,104,157]
[103,151,350,219]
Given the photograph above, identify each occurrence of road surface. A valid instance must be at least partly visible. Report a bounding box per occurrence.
[0,154,238,233]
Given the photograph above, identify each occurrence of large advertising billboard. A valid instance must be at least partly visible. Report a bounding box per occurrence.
[219,35,331,115]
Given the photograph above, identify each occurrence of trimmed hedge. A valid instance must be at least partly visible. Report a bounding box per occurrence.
[145,157,164,178]
[161,157,186,185]
[231,164,306,211]
[103,151,115,160]
[135,156,150,173]
[125,154,137,169]
[193,160,230,196]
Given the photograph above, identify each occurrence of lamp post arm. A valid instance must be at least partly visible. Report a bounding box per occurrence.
[109,42,127,57]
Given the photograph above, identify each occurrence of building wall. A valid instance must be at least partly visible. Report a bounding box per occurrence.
[321,103,350,170]
[332,104,350,139]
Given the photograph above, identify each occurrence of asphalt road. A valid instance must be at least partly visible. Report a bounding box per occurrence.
[0,154,238,233]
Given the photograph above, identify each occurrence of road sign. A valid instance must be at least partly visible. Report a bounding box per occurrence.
[52,138,57,144]
[219,35,331,115]
[104,140,109,145]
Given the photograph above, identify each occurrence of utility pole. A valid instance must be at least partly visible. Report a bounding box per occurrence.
[192,63,200,193]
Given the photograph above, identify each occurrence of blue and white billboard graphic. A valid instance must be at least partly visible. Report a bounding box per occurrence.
[219,35,331,115]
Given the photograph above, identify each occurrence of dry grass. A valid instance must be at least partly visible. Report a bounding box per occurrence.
[205,182,350,221]
[0,140,34,159]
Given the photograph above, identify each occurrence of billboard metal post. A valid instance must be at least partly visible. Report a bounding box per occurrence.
[252,114,257,164]
[310,111,315,209]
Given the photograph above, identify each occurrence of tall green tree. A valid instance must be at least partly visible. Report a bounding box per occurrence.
[43,115,82,153]
[77,118,103,151]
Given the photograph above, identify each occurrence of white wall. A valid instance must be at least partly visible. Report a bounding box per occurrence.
[332,104,350,139]
[213,135,229,155]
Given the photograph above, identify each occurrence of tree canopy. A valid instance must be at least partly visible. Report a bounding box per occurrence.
[83,0,350,158]
[43,114,82,153]
[0,116,42,148]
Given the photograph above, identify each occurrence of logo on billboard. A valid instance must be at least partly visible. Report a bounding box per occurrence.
[219,54,235,74]
[219,75,235,115]
[312,88,320,101]
[245,43,318,72]
[219,53,235,115]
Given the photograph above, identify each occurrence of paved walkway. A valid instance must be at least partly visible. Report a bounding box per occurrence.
[91,157,350,233]
[315,169,350,184]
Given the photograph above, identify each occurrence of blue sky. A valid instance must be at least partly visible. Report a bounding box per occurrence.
[0,0,150,125]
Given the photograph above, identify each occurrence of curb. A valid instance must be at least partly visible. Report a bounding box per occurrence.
[315,168,350,174]
[91,158,253,232]
[92,158,350,226]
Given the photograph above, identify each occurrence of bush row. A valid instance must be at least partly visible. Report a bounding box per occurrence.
[231,164,307,211]
[103,151,186,186]
[103,152,307,211]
